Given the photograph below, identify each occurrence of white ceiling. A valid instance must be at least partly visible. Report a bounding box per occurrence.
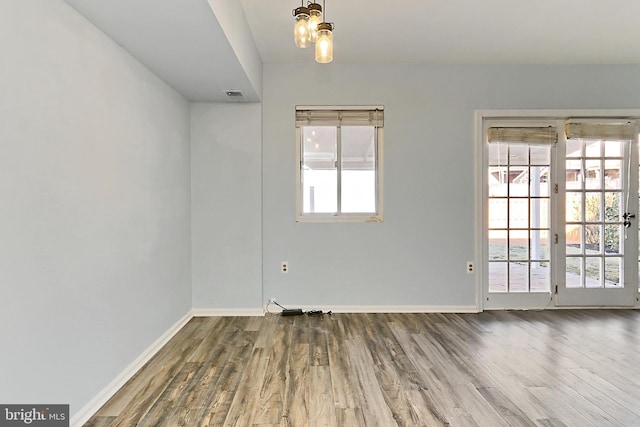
[63,0,640,102]
[245,0,640,65]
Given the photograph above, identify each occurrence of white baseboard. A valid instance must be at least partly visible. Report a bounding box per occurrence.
[192,308,265,317]
[70,310,194,427]
[192,306,479,317]
[293,305,479,314]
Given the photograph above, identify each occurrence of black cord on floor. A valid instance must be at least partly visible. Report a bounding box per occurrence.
[272,301,332,316]
[273,301,289,310]
[306,310,332,316]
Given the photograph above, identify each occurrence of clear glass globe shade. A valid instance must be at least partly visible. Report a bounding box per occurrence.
[294,15,310,48]
[308,12,322,42]
[315,29,333,63]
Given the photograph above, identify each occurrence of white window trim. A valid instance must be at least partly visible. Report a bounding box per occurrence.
[295,105,384,223]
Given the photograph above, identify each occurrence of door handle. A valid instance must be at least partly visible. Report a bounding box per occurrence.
[623,212,636,228]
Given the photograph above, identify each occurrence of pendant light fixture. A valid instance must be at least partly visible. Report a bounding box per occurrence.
[293,0,334,63]
[307,2,322,42]
[315,21,333,63]
[292,1,310,48]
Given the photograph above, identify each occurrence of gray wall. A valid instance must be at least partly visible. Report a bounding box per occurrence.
[0,0,191,414]
[191,103,262,310]
[262,63,640,309]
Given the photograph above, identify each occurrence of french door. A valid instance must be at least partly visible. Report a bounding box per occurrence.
[483,116,639,309]
[556,121,638,306]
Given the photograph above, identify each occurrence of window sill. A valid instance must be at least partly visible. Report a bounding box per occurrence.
[295,214,383,223]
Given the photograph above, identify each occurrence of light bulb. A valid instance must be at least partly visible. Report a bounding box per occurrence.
[315,23,333,63]
[293,7,310,48]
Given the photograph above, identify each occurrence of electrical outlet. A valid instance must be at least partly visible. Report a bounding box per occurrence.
[281,261,289,274]
[466,261,474,274]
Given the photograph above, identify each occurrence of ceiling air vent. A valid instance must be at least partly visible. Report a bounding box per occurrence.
[224,90,245,102]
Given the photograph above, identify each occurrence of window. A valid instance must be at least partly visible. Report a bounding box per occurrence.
[296,106,384,222]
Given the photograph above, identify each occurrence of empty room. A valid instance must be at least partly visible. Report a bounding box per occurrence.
[2,0,640,426]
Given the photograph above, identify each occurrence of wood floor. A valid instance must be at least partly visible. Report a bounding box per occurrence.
[85,310,640,426]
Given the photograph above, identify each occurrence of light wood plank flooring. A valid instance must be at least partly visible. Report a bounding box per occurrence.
[85,310,640,426]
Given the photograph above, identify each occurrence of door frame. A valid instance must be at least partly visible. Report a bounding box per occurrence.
[475,109,640,311]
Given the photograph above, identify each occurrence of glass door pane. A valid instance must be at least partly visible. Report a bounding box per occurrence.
[488,143,551,294]
[564,139,623,288]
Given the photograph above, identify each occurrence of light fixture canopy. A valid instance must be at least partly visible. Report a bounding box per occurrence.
[315,22,333,63]
[293,5,311,48]
[307,2,322,43]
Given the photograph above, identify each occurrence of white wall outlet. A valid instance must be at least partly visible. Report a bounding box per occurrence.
[466,261,474,274]
[281,261,288,274]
